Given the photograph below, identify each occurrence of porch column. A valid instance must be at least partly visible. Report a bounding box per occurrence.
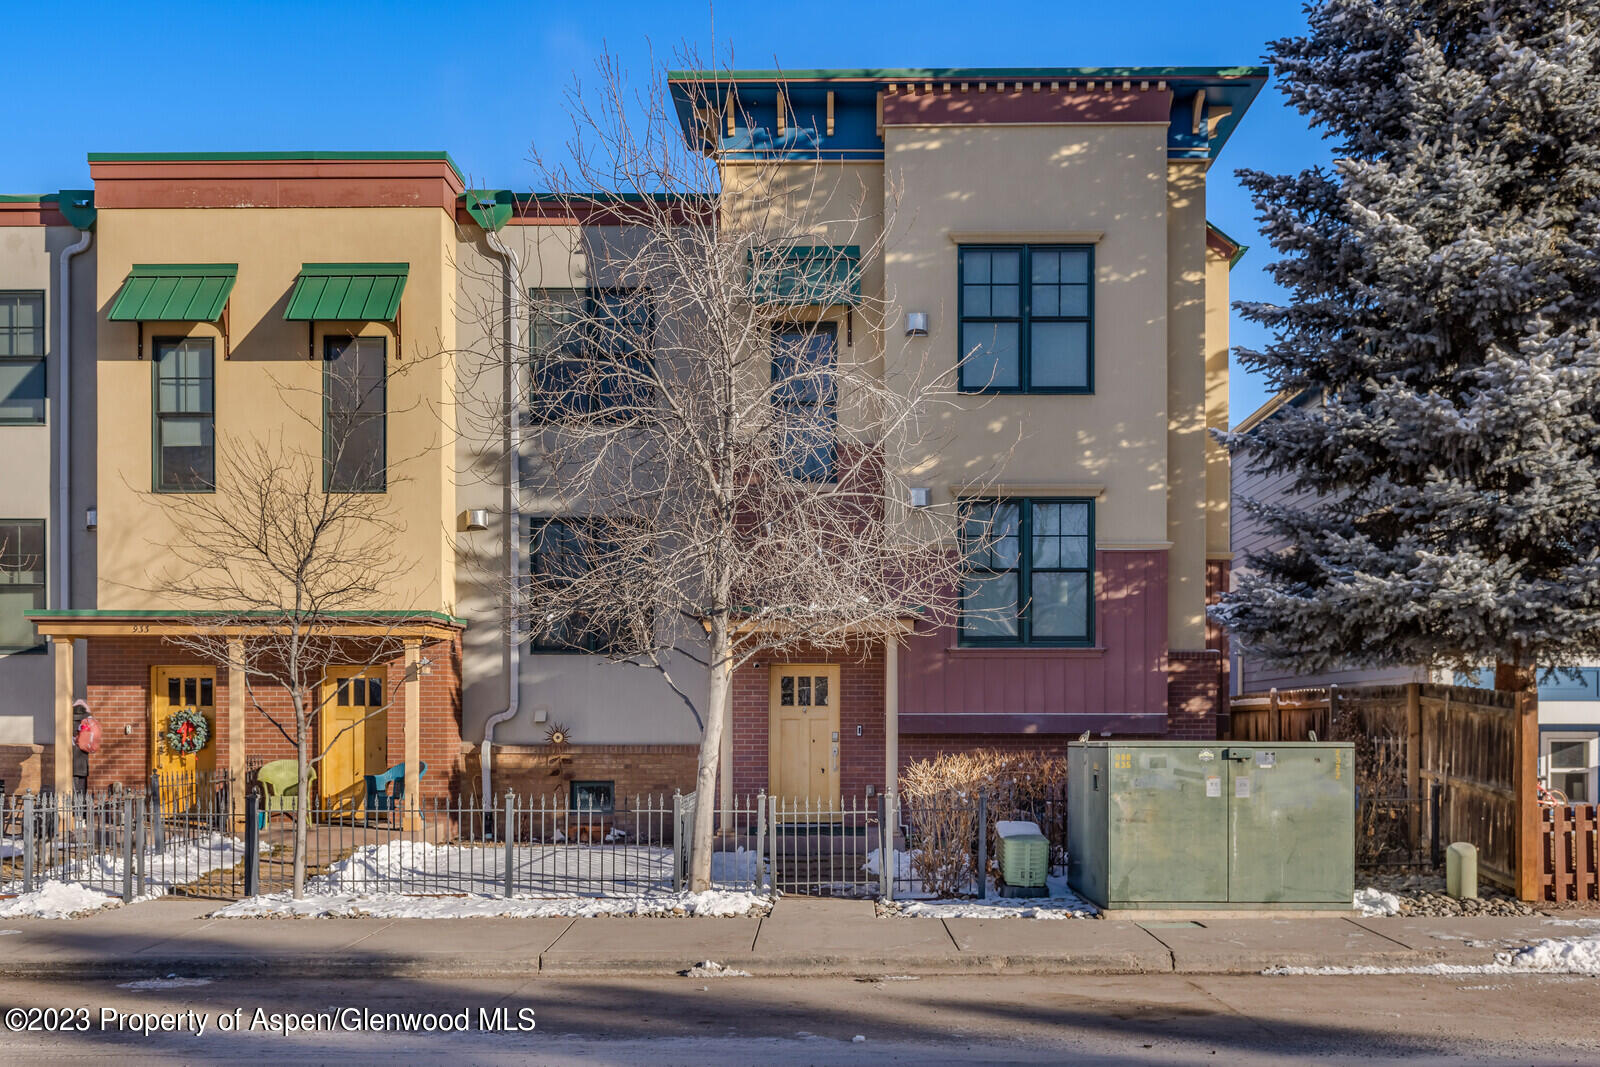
[53,637,75,799]
[884,636,899,803]
[227,638,246,829]
[403,639,421,830]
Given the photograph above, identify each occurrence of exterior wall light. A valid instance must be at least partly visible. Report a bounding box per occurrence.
[85,507,97,531]
[905,312,929,336]
[464,508,489,531]
[909,487,931,508]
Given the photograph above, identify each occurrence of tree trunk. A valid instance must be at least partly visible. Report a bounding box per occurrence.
[689,618,731,892]
[293,692,309,899]
[1494,659,1536,695]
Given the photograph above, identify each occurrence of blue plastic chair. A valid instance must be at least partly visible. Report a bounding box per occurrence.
[364,761,427,823]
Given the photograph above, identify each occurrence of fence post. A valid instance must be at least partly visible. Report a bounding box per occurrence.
[133,798,146,900]
[976,792,988,900]
[883,792,896,903]
[1514,689,1541,901]
[875,791,889,900]
[21,793,34,894]
[671,791,686,892]
[1404,684,1421,858]
[148,772,165,852]
[1430,781,1442,869]
[754,792,768,895]
[503,792,515,898]
[243,793,260,897]
[121,794,135,903]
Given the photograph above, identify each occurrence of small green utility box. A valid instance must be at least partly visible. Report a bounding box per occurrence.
[1068,740,1354,912]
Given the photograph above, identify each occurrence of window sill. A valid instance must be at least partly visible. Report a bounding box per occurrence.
[948,645,1104,656]
[956,387,1095,396]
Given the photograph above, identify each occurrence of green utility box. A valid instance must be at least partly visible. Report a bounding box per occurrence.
[1068,740,1355,912]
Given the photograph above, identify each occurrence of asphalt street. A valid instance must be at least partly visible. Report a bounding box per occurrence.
[0,972,1596,1065]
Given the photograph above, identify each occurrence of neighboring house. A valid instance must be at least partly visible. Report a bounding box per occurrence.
[0,192,96,795]
[2,62,1268,807]
[1230,390,1598,802]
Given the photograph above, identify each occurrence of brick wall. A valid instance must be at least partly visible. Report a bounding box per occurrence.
[82,633,466,800]
[1166,649,1222,740]
[731,642,887,799]
[480,743,699,804]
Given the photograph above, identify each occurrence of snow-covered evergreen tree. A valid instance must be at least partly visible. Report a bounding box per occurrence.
[1218,0,1600,692]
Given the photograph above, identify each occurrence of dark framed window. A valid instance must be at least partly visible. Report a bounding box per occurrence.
[530,287,654,419]
[960,498,1094,646]
[324,336,387,492]
[152,337,215,492]
[0,292,46,424]
[571,780,615,814]
[528,517,625,653]
[958,245,1093,393]
[771,322,837,481]
[0,519,45,653]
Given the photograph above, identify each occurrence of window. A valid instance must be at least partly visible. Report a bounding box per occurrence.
[960,498,1093,645]
[771,323,837,481]
[153,338,214,491]
[0,519,45,653]
[958,245,1093,393]
[529,518,624,652]
[571,780,615,814]
[0,292,46,424]
[530,288,653,419]
[1545,734,1595,804]
[324,336,387,492]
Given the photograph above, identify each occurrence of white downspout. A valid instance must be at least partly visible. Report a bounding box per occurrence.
[57,228,93,610]
[480,229,523,802]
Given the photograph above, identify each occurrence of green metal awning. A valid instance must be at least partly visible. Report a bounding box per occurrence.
[108,264,237,321]
[285,263,409,321]
[751,245,861,306]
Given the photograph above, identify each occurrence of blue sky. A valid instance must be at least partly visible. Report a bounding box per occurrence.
[7,0,1331,423]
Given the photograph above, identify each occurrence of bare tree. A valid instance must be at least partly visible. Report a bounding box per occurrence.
[150,415,433,897]
[457,47,999,891]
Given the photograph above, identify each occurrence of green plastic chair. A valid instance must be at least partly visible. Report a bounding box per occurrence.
[256,760,315,825]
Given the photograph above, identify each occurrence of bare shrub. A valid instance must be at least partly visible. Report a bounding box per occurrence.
[899,750,1068,896]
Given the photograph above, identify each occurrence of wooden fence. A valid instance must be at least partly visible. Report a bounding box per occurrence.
[1543,805,1600,904]
[1228,683,1539,898]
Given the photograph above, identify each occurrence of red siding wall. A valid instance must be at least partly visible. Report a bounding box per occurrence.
[898,549,1169,733]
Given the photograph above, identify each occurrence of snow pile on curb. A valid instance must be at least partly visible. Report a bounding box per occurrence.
[884,873,1097,919]
[0,880,121,919]
[118,976,213,990]
[211,888,769,920]
[1267,933,1600,977]
[680,960,750,977]
[1354,887,1403,917]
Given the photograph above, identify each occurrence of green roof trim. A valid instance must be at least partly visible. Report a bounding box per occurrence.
[108,264,238,322]
[86,150,465,185]
[463,189,513,232]
[751,244,862,306]
[668,66,1268,82]
[1207,221,1250,270]
[284,263,409,322]
[27,608,468,627]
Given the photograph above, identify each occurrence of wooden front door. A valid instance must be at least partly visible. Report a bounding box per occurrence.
[768,665,841,814]
[319,666,388,811]
[150,666,217,811]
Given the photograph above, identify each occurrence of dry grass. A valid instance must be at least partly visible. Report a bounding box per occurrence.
[898,751,1067,897]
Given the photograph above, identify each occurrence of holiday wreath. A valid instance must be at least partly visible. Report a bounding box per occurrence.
[163,707,211,755]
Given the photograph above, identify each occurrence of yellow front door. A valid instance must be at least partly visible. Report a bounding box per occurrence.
[319,666,388,812]
[150,666,217,811]
[769,665,841,815]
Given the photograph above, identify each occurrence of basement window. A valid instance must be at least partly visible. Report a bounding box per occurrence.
[571,780,615,814]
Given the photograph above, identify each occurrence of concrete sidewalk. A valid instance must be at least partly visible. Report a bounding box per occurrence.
[1,896,1596,979]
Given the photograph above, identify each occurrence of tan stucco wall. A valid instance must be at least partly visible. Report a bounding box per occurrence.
[94,206,457,614]
[881,123,1173,547]
[1204,242,1230,559]
[1165,161,1208,649]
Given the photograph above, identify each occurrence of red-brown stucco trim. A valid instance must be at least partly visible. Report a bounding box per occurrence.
[0,200,69,226]
[90,159,465,211]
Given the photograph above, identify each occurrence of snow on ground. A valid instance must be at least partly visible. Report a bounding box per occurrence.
[0,834,243,915]
[886,873,1098,919]
[1267,933,1600,977]
[680,960,751,978]
[0,880,121,919]
[1354,887,1403,917]
[117,976,214,990]
[0,837,20,860]
[212,888,768,919]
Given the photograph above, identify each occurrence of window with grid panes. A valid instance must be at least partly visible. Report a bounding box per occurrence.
[958,246,1092,392]
[0,292,46,424]
[0,519,45,652]
[960,498,1094,645]
[530,288,653,419]
[528,518,628,653]
[153,338,215,491]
